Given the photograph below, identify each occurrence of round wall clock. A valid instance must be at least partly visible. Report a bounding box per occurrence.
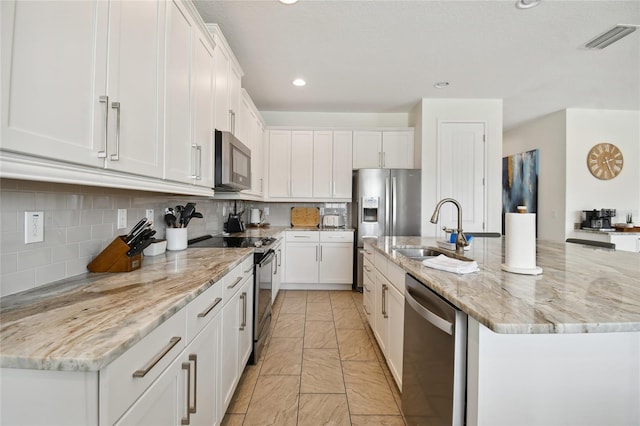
[587,142,623,180]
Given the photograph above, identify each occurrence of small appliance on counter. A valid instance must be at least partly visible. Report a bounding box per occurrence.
[249,208,264,226]
[225,201,245,233]
[322,214,345,228]
[581,209,616,230]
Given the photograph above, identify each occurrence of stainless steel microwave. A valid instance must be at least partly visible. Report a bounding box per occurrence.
[214,129,251,192]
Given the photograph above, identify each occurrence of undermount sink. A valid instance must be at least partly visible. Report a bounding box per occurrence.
[393,246,473,262]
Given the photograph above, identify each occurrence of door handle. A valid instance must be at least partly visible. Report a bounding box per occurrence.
[110,101,120,161]
[382,284,388,318]
[188,354,198,415]
[181,360,191,425]
[239,292,247,330]
[133,336,181,378]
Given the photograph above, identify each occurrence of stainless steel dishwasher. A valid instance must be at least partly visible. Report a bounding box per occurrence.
[402,274,467,426]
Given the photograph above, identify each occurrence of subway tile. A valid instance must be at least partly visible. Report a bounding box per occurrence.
[67,226,92,243]
[79,240,104,258]
[0,270,35,296]
[66,256,92,277]
[80,210,103,226]
[35,192,67,210]
[17,248,52,271]
[66,194,92,210]
[1,253,18,275]
[35,262,66,286]
[51,210,80,228]
[0,232,22,253]
[15,180,54,192]
[91,223,114,240]
[0,191,36,211]
[93,196,113,210]
[52,243,79,263]
[0,211,18,232]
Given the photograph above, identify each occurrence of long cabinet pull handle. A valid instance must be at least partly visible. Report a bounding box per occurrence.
[277,249,282,266]
[320,245,323,262]
[190,144,201,179]
[181,360,191,425]
[227,276,242,289]
[133,336,182,378]
[188,354,198,415]
[244,266,253,274]
[239,292,247,330]
[382,284,389,318]
[110,101,120,161]
[315,246,318,261]
[197,297,222,318]
[98,96,108,158]
[363,303,371,315]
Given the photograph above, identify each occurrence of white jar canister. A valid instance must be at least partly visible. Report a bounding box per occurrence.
[165,228,188,251]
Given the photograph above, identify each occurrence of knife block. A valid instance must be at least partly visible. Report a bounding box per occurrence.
[87,235,142,273]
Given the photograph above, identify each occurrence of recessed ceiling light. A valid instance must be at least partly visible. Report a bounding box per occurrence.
[515,0,541,9]
[434,82,450,89]
[293,78,306,87]
[279,0,298,4]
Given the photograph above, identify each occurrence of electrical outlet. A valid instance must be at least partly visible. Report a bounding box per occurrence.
[24,211,44,244]
[117,209,127,229]
[146,209,154,221]
[263,207,269,215]
[223,205,227,217]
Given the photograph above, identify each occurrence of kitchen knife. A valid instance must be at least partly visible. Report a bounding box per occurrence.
[125,218,148,243]
[127,222,152,247]
[127,229,156,256]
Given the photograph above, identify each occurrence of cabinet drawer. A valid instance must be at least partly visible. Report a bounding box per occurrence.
[224,256,254,303]
[186,279,223,342]
[363,257,375,281]
[374,251,388,277]
[99,308,187,425]
[320,231,353,243]
[286,231,319,242]
[363,242,375,264]
[387,261,406,295]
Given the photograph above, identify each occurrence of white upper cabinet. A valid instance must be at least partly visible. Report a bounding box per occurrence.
[332,131,353,198]
[353,130,415,169]
[268,130,292,197]
[212,44,230,132]
[312,131,353,199]
[290,131,314,198]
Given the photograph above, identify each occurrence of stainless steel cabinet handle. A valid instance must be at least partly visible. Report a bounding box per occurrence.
[385,177,390,236]
[382,284,388,318]
[110,101,120,161]
[391,176,397,236]
[274,252,278,275]
[190,144,202,180]
[239,292,247,330]
[227,276,242,289]
[320,245,323,261]
[197,297,222,318]
[315,246,318,261]
[363,303,371,315]
[188,354,198,415]
[98,96,108,158]
[277,249,282,266]
[133,336,182,378]
[181,360,191,425]
[244,266,254,274]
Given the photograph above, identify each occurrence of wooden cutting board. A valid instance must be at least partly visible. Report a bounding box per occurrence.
[613,226,640,232]
[291,207,320,228]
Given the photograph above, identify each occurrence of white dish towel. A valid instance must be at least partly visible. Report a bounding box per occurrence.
[422,254,479,274]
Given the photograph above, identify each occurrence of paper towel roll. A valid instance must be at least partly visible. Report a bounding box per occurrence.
[502,213,542,274]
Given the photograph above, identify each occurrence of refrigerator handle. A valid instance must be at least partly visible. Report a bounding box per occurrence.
[385,177,390,237]
[392,176,397,236]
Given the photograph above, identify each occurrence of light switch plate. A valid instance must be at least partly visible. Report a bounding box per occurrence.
[25,211,44,244]
[117,209,127,229]
[146,209,154,221]
[263,207,269,215]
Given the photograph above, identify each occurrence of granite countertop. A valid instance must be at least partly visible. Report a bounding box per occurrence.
[576,228,640,235]
[367,236,640,334]
[0,248,253,371]
[224,226,354,236]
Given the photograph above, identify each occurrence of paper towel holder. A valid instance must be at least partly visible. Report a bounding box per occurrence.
[501,263,543,275]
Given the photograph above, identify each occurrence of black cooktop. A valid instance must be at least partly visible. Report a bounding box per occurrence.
[188,235,276,249]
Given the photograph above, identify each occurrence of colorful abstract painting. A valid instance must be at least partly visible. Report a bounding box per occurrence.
[502,149,539,234]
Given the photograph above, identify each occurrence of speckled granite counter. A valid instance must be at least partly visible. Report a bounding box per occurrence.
[367,236,640,334]
[0,248,252,371]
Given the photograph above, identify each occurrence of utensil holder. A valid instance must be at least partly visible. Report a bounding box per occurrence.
[166,228,188,251]
[87,236,142,273]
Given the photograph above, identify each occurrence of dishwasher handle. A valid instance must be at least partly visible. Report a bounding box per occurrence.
[406,286,454,335]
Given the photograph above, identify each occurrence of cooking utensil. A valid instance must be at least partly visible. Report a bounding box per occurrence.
[181,203,197,227]
[164,208,177,228]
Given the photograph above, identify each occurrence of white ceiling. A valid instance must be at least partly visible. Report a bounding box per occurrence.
[193,0,640,129]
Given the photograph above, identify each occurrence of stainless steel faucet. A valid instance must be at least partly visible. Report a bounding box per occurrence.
[430,198,468,254]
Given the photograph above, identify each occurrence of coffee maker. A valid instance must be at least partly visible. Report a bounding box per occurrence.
[224,201,245,233]
[581,209,616,230]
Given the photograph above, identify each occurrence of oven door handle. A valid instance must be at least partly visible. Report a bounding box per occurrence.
[258,250,276,267]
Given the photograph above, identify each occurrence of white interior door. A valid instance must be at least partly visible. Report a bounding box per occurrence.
[437,122,486,233]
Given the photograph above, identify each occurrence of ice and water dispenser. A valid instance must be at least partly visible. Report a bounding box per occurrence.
[362,196,379,223]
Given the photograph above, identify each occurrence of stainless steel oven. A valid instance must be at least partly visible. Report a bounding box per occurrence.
[188,235,276,364]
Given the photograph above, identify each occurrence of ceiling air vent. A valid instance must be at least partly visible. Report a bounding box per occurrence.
[584,25,637,49]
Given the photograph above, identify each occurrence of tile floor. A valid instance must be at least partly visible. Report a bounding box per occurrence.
[222,290,406,426]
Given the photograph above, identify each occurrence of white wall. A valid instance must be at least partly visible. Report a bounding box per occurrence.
[503,111,567,241]
[419,99,503,237]
[260,111,410,128]
[565,109,640,234]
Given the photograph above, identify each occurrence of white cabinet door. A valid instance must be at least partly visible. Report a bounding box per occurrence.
[373,271,388,356]
[104,0,164,178]
[191,28,215,188]
[268,130,291,197]
[382,131,414,169]
[290,131,314,198]
[1,0,108,168]
[313,131,333,198]
[332,131,353,198]
[237,277,254,369]
[386,283,404,390]
[285,243,319,283]
[319,243,353,284]
[352,131,382,169]
[163,0,193,184]
[115,352,185,426]
[362,268,375,327]
[228,65,242,135]
[220,292,240,411]
[610,235,640,252]
[273,244,283,303]
[213,45,230,132]
[252,119,265,195]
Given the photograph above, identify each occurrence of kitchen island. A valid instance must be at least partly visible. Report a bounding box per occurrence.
[367,236,640,425]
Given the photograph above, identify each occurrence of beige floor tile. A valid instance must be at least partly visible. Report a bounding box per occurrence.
[272,313,305,338]
[221,413,245,426]
[227,360,263,413]
[306,301,334,321]
[298,394,351,426]
[342,361,400,415]
[284,290,308,300]
[243,375,300,426]
[330,291,356,308]
[304,320,338,348]
[280,296,307,314]
[301,348,345,393]
[351,415,406,425]
[336,328,378,361]
[307,290,330,303]
[261,337,303,375]
[333,307,365,329]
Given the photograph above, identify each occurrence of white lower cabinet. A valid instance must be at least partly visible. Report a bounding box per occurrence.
[272,240,284,303]
[283,231,353,290]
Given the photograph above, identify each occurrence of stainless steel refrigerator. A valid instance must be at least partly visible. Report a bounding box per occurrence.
[352,169,422,289]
